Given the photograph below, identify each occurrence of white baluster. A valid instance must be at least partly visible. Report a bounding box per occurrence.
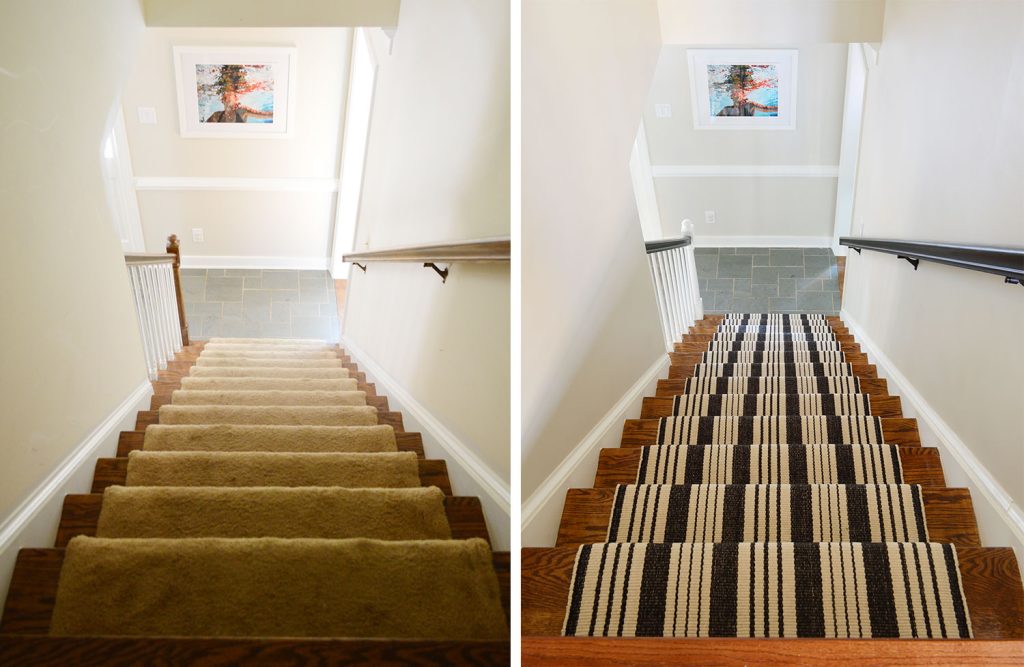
[649,254,672,350]
[165,264,183,349]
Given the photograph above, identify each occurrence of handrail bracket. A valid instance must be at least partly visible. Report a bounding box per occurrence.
[424,262,450,283]
[896,255,920,270]
[353,263,367,272]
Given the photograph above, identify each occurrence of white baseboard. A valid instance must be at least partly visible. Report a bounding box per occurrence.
[340,336,511,550]
[841,309,1024,569]
[0,380,153,604]
[694,235,833,248]
[521,354,670,547]
[180,256,330,271]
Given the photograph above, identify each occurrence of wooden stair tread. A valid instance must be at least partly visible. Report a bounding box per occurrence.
[150,392,389,412]
[91,457,453,495]
[134,409,406,432]
[594,447,948,488]
[54,494,491,548]
[640,394,904,418]
[555,487,981,548]
[117,429,426,458]
[520,545,1024,639]
[621,418,922,447]
[0,549,511,637]
[657,377,891,398]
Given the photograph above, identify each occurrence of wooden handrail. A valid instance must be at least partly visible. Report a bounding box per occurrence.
[343,237,510,263]
[839,236,1024,285]
[166,235,190,345]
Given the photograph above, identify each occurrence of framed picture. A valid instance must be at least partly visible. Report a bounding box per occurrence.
[687,49,798,130]
[173,46,297,138]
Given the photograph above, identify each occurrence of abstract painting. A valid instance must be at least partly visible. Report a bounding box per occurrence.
[174,47,297,138]
[688,50,797,130]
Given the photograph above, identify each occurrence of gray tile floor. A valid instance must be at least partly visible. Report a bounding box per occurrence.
[180,269,340,342]
[695,247,841,314]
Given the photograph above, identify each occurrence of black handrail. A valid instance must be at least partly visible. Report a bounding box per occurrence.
[839,237,1024,286]
[645,235,692,254]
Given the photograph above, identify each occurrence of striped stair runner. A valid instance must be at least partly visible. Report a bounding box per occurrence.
[559,313,975,639]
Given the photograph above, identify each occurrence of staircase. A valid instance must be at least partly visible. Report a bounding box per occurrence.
[0,339,509,665]
[523,314,1023,661]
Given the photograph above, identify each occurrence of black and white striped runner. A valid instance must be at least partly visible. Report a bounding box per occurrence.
[722,314,828,326]
[712,333,840,343]
[656,416,886,446]
[700,350,848,365]
[563,542,972,638]
[636,444,904,485]
[716,325,836,336]
[692,363,854,378]
[671,393,872,417]
[680,376,863,395]
[607,484,928,543]
[704,340,844,352]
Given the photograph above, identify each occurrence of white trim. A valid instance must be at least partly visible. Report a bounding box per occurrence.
[0,380,153,603]
[522,355,670,546]
[340,335,511,549]
[693,235,833,248]
[652,164,839,178]
[180,255,329,270]
[134,176,339,192]
[840,309,1024,561]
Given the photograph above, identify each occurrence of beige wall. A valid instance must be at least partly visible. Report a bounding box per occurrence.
[0,0,147,536]
[143,0,400,27]
[645,44,847,240]
[121,27,351,262]
[844,1,1024,547]
[522,0,665,545]
[657,0,885,44]
[342,1,511,546]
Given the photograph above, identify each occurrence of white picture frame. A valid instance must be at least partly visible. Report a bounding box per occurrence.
[688,49,798,130]
[173,46,297,139]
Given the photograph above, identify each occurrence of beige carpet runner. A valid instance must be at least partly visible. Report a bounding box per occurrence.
[50,338,506,640]
[562,314,973,638]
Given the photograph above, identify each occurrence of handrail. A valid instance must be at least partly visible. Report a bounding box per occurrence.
[839,237,1024,285]
[645,235,692,254]
[343,237,510,283]
[124,253,175,265]
[343,237,510,263]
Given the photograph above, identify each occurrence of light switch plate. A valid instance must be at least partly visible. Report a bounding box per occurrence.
[704,210,717,224]
[654,103,672,118]
[137,107,157,124]
[191,228,205,243]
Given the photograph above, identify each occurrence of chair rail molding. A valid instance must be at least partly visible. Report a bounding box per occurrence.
[652,164,840,178]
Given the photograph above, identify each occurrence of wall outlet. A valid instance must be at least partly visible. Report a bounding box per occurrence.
[137,107,157,124]
[704,210,717,224]
[654,103,672,118]
[191,228,205,243]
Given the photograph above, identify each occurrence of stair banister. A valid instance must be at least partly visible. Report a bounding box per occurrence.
[123,241,186,380]
[342,237,510,283]
[839,237,1024,285]
[645,220,703,351]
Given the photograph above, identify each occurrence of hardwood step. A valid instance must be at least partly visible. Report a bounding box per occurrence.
[0,636,510,666]
[555,487,981,548]
[657,377,891,398]
[520,545,1024,639]
[116,429,426,458]
[640,394,903,418]
[90,457,453,495]
[521,637,1024,665]
[594,446,948,488]
[668,362,878,380]
[54,494,491,548]
[0,549,511,636]
[621,418,922,447]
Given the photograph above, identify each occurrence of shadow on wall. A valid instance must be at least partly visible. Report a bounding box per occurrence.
[695,247,841,314]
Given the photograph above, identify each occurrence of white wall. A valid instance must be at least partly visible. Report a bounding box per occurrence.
[342,0,511,547]
[843,0,1024,560]
[121,27,352,264]
[522,0,665,546]
[657,0,885,44]
[0,0,150,599]
[143,0,401,27]
[644,44,847,242]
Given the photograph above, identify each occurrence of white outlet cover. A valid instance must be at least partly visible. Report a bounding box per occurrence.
[704,211,717,224]
[137,107,157,124]
[654,103,672,118]
[191,228,204,242]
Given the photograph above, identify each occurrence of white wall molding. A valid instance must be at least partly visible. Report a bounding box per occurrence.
[180,255,330,271]
[340,335,511,549]
[134,176,340,193]
[522,354,670,546]
[840,309,1024,558]
[652,164,839,179]
[0,380,153,603]
[694,235,833,248]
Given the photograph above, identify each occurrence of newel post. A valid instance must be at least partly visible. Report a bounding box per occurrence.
[166,234,190,346]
